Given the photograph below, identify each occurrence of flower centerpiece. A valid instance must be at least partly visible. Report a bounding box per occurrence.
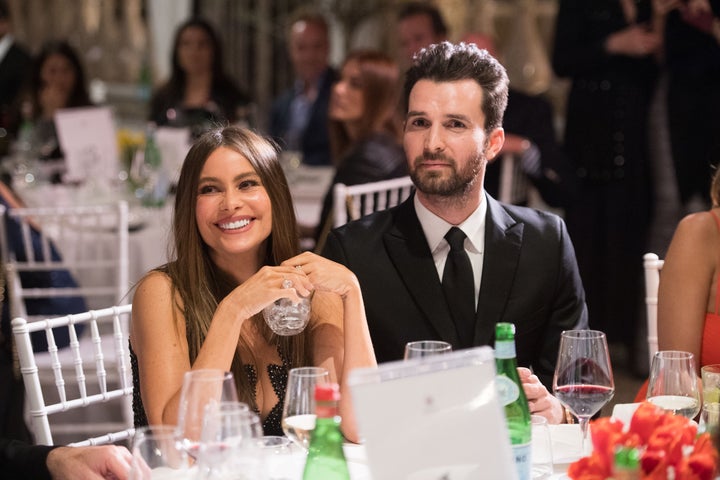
[568,402,718,480]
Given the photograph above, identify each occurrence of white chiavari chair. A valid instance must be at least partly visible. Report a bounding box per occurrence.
[12,304,134,446]
[332,176,415,228]
[643,253,664,369]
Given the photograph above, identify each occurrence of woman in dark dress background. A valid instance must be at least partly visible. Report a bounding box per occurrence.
[552,0,665,368]
[313,50,406,249]
[149,18,252,138]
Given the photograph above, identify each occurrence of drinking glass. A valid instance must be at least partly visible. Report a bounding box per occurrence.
[647,350,701,419]
[129,425,191,480]
[702,364,720,435]
[175,369,240,458]
[553,330,615,453]
[262,290,314,336]
[196,402,263,480]
[258,436,293,480]
[531,415,554,480]
[281,366,329,450]
[403,340,452,360]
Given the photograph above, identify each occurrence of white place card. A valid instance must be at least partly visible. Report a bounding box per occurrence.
[349,347,517,480]
[155,126,191,184]
[54,106,119,183]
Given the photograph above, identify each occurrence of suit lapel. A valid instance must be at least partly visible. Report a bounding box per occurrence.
[383,199,460,345]
[475,196,524,345]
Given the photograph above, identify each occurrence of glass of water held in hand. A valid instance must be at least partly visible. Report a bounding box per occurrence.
[281,367,329,451]
[553,330,615,453]
[647,350,701,419]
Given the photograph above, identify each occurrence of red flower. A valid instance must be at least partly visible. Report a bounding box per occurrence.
[568,402,718,480]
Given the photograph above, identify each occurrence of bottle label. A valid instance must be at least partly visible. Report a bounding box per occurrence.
[512,442,532,480]
[496,375,520,406]
[495,340,516,359]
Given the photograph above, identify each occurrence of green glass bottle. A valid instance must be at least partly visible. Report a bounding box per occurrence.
[302,383,350,480]
[494,322,532,480]
[137,123,168,207]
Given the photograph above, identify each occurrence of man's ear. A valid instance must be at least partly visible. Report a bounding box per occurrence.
[485,127,505,163]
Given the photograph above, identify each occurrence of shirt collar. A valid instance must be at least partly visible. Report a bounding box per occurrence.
[414,192,487,254]
[0,35,15,64]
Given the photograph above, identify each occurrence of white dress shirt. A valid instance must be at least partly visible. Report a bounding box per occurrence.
[414,193,487,308]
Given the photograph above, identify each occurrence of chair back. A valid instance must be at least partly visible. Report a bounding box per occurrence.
[498,153,531,205]
[0,201,129,320]
[12,304,134,446]
[643,253,664,369]
[333,176,414,227]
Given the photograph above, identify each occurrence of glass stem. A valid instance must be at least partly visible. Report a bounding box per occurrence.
[579,417,590,454]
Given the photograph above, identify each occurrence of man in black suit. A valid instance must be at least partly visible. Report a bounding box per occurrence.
[1,438,131,479]
[269,12,336,167]
[0,0,31,156]
[322,42,587,424]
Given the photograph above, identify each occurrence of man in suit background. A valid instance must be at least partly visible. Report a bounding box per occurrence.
[396,3,577,209]
[269,11,336,167]
[322,42,587,424]
[0,0,31,157]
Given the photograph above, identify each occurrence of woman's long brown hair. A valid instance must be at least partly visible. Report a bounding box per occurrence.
[166,126,310,410]
[329,50,402,164]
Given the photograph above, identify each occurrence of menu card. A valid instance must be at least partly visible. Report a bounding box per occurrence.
[54,106,119,183]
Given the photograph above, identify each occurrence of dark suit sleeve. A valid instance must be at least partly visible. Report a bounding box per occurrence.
[320,230,347,265]
[0,439,55,480]
[535,216,589,387]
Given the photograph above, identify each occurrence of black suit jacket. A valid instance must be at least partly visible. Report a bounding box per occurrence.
[0,439,54,480]
[322,194,588,388]
[269,68,337,166]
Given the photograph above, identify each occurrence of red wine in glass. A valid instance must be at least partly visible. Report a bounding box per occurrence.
[555,384,615,418]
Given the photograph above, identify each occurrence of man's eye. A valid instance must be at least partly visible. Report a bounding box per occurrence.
[447,120,466,129]
[410,118,429,127]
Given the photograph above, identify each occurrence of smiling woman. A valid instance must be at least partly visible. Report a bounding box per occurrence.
[129,126,376,442]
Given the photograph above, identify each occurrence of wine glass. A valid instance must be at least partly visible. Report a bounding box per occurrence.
[404,340,452,360]
[175,369,240,459]
[553,330,615,453]
[281,366,329,450]
[196,401,264,479]
[647,350,701,419]
[130,425,191,480]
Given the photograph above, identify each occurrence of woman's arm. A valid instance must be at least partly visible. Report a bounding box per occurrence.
[130,266,313,425]
[658,211,719,370]
[283,252,377,443]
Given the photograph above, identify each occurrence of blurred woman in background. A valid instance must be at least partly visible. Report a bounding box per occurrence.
[313,50,406,249]
[149,18,252,138]
[19,40,92,160]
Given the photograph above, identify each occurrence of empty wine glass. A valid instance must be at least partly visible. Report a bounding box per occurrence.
[130,425,191,480]
[175,369,240,459]
[281,366,329,451]
[647,350,701,419]
[553,330,615,454]
[404,340,452,360]
[195,401,263,480]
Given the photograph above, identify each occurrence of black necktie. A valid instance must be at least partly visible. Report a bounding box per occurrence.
[442,227,476,347]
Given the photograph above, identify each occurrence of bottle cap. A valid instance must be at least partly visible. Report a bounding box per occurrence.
[315,383,340,402]
[495,322,516,340]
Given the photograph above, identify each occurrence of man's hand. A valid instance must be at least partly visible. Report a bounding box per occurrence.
[518,367,565,424]
[46,445,132,480]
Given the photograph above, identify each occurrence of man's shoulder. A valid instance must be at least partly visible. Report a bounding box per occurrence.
[492,199,565,236]
[331,207,397,243]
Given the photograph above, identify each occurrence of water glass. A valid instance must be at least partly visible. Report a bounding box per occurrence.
[701,364,720,434]
[196,402,264,480]
[262,291,313,336]
[130,425,191,480]
[282,366,329,450]
[403,340,452,360]
[531,415,553,479]
[647,350,701,419]
[175,370,240,457]
[258,436,293,480]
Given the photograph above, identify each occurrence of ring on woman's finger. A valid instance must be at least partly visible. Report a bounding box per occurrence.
[294,265,303,272]
[282,279,293,289]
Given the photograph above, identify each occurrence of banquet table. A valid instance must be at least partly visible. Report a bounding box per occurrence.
[149,425,582,479]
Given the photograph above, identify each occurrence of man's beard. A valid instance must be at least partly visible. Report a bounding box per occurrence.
[410,151,484,197]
